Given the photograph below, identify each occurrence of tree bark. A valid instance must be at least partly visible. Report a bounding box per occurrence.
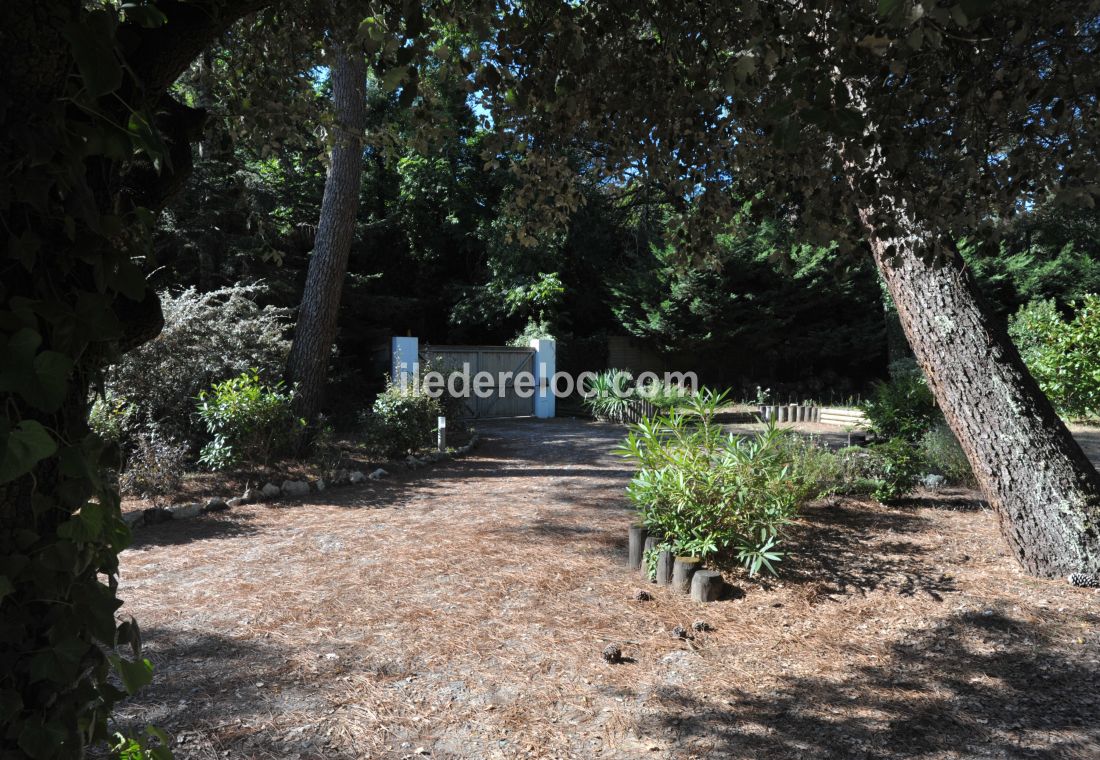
[857,204,1100,577]
[285,45,367,424]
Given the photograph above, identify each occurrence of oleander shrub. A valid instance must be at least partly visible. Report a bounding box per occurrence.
[616,389,832,575]
[196,371,299,470]
[104,284,291,448]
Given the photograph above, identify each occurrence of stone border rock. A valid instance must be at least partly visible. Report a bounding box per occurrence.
[122,431,479,531]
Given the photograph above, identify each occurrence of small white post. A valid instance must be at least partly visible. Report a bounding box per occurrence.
[437,416,446,451]
[391,336,419,388]
[530,338,556,419]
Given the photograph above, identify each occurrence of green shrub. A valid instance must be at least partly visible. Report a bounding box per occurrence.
[867,438,922,501]
[829,446,882,496]
[196,371,299,470]
[616,389,829,575]
[1009,295,1100,419]
[362,380,443,458]
[919,422,976,486]
[862,365,940,442]
[105,284,291,449]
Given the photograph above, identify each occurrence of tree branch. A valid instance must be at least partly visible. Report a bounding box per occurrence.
[118,0,274,94]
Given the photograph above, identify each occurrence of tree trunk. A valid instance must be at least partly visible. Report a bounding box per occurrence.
[858,206,1100,577]
[285,45,366,424]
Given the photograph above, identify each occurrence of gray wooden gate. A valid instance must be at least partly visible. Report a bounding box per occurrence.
[419,344,536,418]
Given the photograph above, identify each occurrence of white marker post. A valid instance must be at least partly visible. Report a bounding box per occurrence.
[437,416,446,451]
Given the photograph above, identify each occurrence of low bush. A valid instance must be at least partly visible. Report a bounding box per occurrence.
[616,389,831,575]
[196,371,299,470]
[104,284,291,449]
[919,422,976,486]
[868,438,922,501]
[361,380,443,458]
[829,438,922,502]
[118,430,190,499]
[861,362,940,442]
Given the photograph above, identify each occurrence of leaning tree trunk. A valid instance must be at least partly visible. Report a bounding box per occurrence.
[857,202,1100,577]
[285,45,366,424]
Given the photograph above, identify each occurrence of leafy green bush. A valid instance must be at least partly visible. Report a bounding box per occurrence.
[361,380,443,458]
[829,446,882,497]
[919,422,976,486]
[867,438,922,501]
[1009,295,1100,419]
[196,371,299,470]
[861,364,940,442]
[104,284,291,449]
[830,439,921,501]
[616,389,830,575]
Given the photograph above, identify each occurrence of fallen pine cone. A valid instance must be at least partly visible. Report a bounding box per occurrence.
[692,620,712,632]
[1068,572,1100,588]
[672,625,689,639]
[633,589,653,601]
[602,643,623,663]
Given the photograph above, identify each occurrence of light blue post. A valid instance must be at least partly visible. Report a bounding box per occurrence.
[530,338,556,418]
[391,336,419,388]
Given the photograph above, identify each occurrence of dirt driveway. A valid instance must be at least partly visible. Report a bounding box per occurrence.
[114,418,1100,759]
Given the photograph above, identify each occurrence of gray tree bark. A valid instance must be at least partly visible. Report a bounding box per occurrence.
[286,44,367,425]
[857,198,1100,577]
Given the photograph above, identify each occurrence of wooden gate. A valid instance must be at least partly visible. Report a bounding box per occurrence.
[419,344,536,418]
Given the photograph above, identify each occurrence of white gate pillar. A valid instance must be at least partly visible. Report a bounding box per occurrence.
[530,338,556,418]
[391,336,419,388]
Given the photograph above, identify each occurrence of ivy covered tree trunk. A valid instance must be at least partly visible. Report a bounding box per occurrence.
[285,46,367,425]
[858,201,1100,578]
[0,2,267,755]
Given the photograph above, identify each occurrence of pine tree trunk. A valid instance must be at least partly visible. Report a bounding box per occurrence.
[858,207,1100,577]
[286,45,366,424]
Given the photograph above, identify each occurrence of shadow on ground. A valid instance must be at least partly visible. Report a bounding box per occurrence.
[636,607,1100,759]
[778,501,959,600]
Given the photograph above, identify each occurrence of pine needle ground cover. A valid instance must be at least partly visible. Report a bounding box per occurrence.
[111,420,1100,759]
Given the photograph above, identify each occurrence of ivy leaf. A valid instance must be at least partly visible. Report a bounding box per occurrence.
[0,420,58,484]
[63,12,123,98]
[877,0,905,20]
[120,2,168,28]
[110,656,154,695]
[7,230,41,271]
[24,351,74,413]
[0,688,22,722]
[127,110,172,173]
[17,719,67,759]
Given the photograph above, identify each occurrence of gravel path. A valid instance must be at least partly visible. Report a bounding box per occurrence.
[113,418,1100,759]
